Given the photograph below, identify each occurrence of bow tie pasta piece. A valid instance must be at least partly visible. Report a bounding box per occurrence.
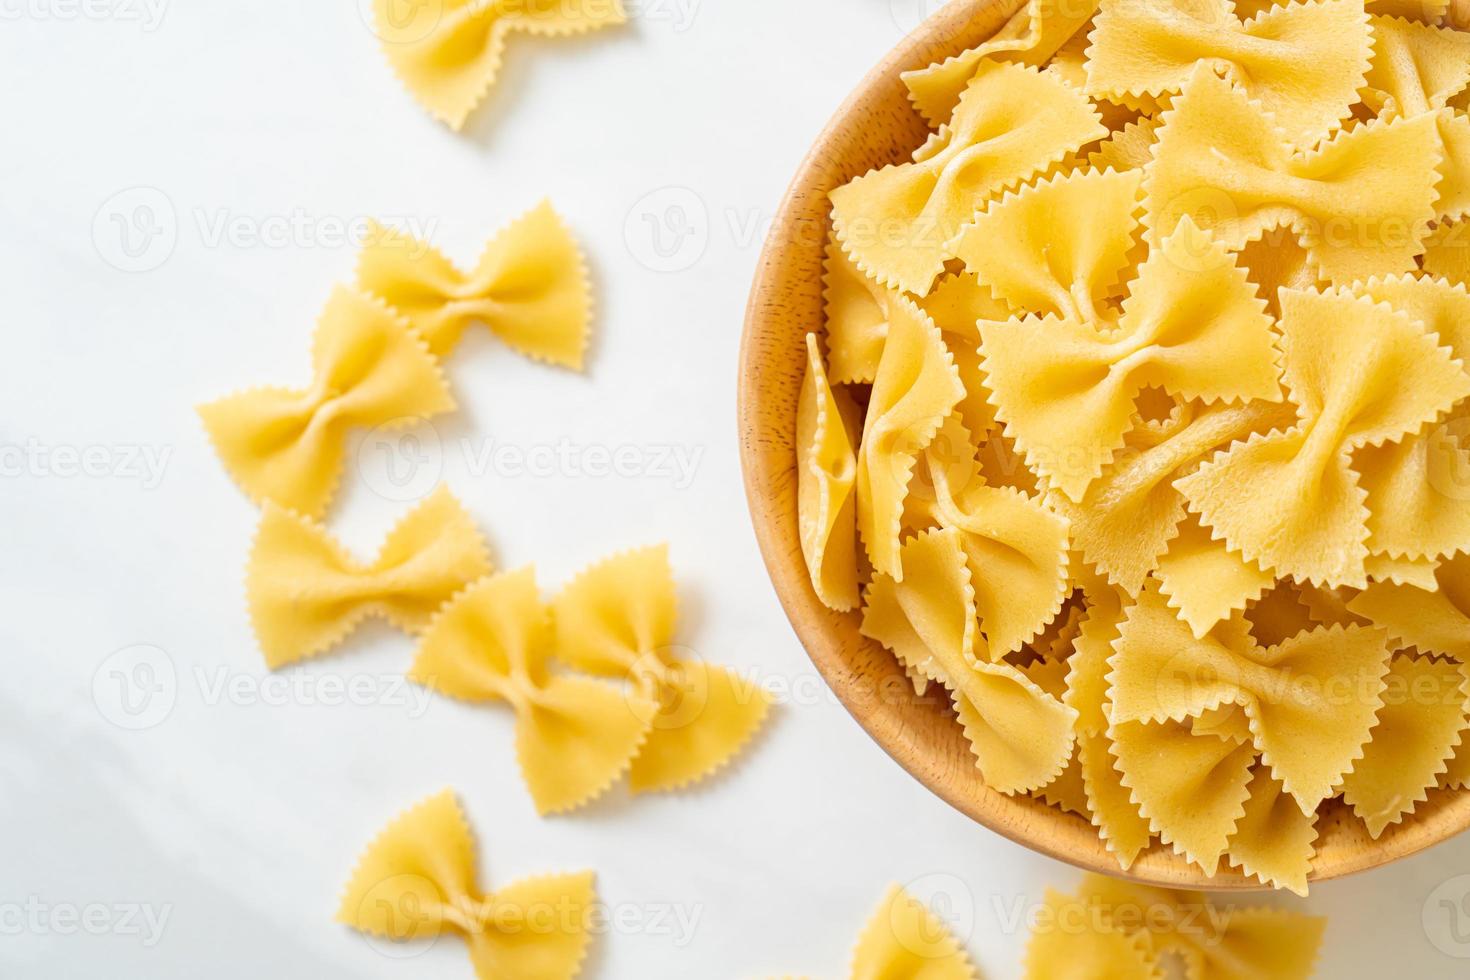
[928,451,1071,658]
[1349,276,1470,562]
[552,547,773,794]
[1341,654,1469,838]
[409,568,655,814]
[857,299,966,579]
[1155,516,1277,640]
[861,528,1077,794]
[247,486,492,669]
[1109,714,1259,872]
[830,61,1106,296]
[798,334,861,612]
[338,791,594,980]
[1085,0,1372,148]
[1365,552,1442,588]
[357,202,591,366]
[950,168,1144,320]
[1225,766,1319,896]
[918,274,1012,442]
[902,0,1102,126]
[198,286,455,518]
[1364,13,1470,117]
[1144,67,1443,283]
[1236,233,1326,317]
[980,215,1281,503]
[823,237,903,386]
[1071,875,1328,979]
[1054,400,1290,597]
[848,885,979,980]
[1349,553,1470,658]
[1022,888,1161,980]
[1110,587,1394,816]
[1178,287,1470,587]
[372,0,627,130]
[1087,115,1165,173]
[1424,219,1470,284]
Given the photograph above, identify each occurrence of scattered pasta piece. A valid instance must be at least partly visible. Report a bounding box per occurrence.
[357,201,592,366]
[1349,553,1470,658]
[552,546,774,793]
[1086,0,1372,147]
[848,885,979,979]
[409,568,655,815]
[198,286,455,518]
[1022,887,1161,980]
[830,61,1105,295]
[371,0,627,130]
[338,790,594,979]
[247,486,491,669]
[797,334,861,611]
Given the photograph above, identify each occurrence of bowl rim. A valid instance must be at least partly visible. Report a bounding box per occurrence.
[735,0,1470,890]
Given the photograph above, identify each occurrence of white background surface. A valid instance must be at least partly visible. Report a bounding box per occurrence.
[3,0,1470,976]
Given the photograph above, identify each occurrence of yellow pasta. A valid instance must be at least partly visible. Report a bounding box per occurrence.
[552,546,774,793]
[1145,66,1442,282]
[980,215,1281,503]
[338,790,594,980]
[198,286,455,518]
[1087,0,1373,147]
[1178,287,1470,587]
[1341,653,1469,837]
[831,61,1105,295]
[823,237,898,385]
[1364,13,1470,116]
[372,0,627,130]
[247,486,491,669]
[819,0,1470,892]
[408,568,654,815]
[855,299,965,579]
[861,528,1077,794]
[901,0,1101,126]
[357,201,592,366]
[1110,588,1394,816]
[797,334,861,611]
[950,168,1144,320]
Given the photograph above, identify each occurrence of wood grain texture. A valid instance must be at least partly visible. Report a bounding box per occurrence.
[736,0,1470,889]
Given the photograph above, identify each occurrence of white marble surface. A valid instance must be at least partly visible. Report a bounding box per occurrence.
[2,0,1469,976]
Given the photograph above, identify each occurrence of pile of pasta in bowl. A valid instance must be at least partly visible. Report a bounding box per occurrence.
[797,0,1470,894]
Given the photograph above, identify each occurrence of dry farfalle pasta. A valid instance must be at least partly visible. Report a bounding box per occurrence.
[803,0,1470,892]
[338,790,595,980]
[411,546,773,813]
[776,874,1327,979]
[371,0,627,130]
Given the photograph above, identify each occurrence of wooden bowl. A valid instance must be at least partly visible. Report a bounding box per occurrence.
[736,0,1470,889]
